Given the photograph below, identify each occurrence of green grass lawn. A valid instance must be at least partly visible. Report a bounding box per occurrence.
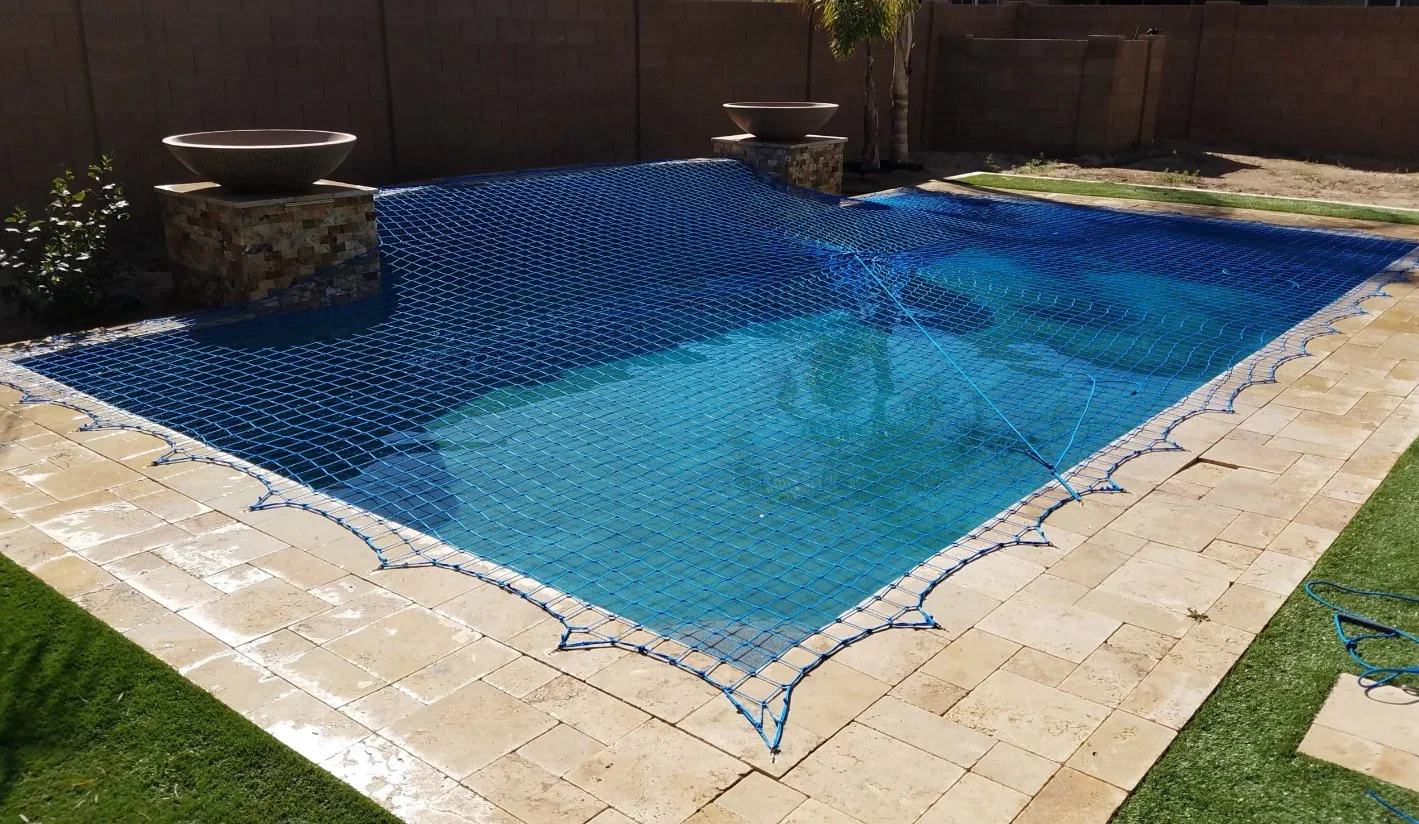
[954,172,1419,226]
[0,554,398,824]
[1114,439,1419,824]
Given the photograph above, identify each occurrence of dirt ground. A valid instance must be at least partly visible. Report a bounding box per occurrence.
[844,143,1419,209]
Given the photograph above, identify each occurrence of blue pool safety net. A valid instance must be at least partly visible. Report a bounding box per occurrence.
[10,159,1415,749]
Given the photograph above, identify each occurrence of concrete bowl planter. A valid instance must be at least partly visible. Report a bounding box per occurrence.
[722,102,839,141]
[163,129,357,193]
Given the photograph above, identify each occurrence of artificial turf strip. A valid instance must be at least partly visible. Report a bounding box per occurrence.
[1113,438,1419,824]
[0,555,399,824]
[955,172,1419,226]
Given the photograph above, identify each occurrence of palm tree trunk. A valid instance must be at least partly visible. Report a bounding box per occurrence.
[861,38,881,173]
[889,12,913,166]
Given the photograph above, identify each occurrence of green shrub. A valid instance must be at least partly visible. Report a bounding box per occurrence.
[1,156,136,325]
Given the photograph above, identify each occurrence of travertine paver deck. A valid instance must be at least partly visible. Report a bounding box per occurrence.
[1299,674,1419,793]
[3,195,1419,824]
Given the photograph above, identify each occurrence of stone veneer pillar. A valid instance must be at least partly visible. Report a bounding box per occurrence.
[711,135,848,195]
[155,180,380,311]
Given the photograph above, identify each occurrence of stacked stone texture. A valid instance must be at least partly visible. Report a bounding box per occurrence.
[712,136,846,195]
[157,187,380,311]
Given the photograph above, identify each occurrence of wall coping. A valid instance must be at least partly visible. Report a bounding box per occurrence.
[153,181,376,210]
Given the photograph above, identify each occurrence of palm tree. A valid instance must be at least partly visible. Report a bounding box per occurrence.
[888,1,921,166]
[809,0,904,173]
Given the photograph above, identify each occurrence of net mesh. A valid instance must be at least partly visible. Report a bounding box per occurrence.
[6,159,1415,749]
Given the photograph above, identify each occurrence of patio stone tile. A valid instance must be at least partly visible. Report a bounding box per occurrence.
[273,646,387,707]
[779,658,890,739]
[1136,542,1246,582]
[972,741,1060,795]
[306,533,383,574]
[1301,725,1419,794]
[1235,551,1313,596]
[1058,642,1157,708]
[466,753,606,824]
[16,458,142,501]
[322,734,461,822]
[124,612,229,673]
[1104,624,1177,661]
[1201,438,1301,474]
[1074,590,1193,638]
[398,638,520,703]
[1216,511,1290,548]
[1048,543,1131,588]
[31,554,115,597]
[1041,497,1123,537]
[386,682,557,779]
[948,670,1110,761]
[1012,768,1127,824]
[484,656,560,699]
[1097,556,1230,615]
[1319,470,1382,503]
[249,506,359,548]
[1106,492,1238,551]
[946,552,1044,601]
[1236,406,1302,437]
[1313,675,1419,758]
[292,589,412,644]
[1168,414,1240,452]
[1119,639,1238,729]
[859,696,994,768]
[567,719,748,824]
[916,773,1029,824]
[1272,387,1363,417]
[1002,647,1077,687]
[0,526,65,569]
[921,629,1020,690]
[182,577,330,646]
[921,581,1002,637]
[74,580,168,631]
[0,473,57,513]
[832,626,951,685]
[780,799,862,824]
[161,465,266,503]
[204,564,272,594]
[889,671,967,715]
[1206,584,1286,634]
[507,620,627,680]
[27,492,166,551]
[1066,710,1175,790]
[1202,539,1263,568]
[366,565,482,608]
[1273,455,1345,496]
[588,811,638,824]
[13,403,87,432]
[247,689,371,764]
[518,724,606,778]
[588,654,719,723]
[714,773,806,824]
[326,606,478,683]
[239,628,315,666]
[1266,521,1338,562]
[416,784,526,824]
[438,583,551,641]
[684,806,752,824]
[976,592,1120,664]
[1295,494,1362,532]
[253,546,345,589]
[81,523,189,565]
[185,652,297,714]
[523,675,651,745]
[784,722,962,824]
[155,522,288,577]
[1019,573,1090,605]
[129,487,211,522]
[345,686,426,731]
[311,574,383,605]
[678,693,823,777]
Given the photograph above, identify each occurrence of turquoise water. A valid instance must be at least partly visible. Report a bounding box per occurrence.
[23,161,1414,670]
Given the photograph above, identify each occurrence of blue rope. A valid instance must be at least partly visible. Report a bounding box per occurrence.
[1371,790,1419,824]
[1304,581,1419,687]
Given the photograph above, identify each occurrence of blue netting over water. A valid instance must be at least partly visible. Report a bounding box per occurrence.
[9,159,1415,748]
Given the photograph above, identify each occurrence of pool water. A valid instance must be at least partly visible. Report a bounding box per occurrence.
[23,160,1414,670]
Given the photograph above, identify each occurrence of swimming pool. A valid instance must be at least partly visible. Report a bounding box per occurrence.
[12,160,1415,745]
